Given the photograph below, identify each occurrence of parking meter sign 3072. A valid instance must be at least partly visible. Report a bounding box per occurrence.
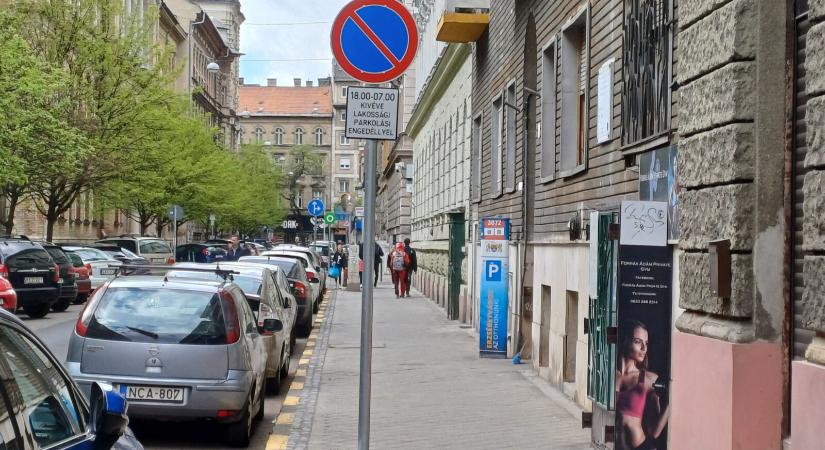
[345,86,399,140]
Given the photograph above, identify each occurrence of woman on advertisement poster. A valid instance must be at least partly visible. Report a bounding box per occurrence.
[616,321,670,450]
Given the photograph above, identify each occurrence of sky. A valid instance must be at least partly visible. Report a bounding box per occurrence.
[239,0,351,86]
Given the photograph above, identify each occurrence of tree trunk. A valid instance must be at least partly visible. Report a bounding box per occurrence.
[45,214,56,242]
[1,187,24,235]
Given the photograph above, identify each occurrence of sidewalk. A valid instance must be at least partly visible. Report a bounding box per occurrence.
[279,276,591,450]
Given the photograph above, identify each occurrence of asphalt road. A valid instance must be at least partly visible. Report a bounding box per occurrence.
[30,303,307,450]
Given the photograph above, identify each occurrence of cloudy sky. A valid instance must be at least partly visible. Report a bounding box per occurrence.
[239,0,351,86]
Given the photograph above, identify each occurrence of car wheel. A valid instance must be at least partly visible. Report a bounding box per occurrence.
[254,381,265,421]
[24,304,50,319]
[225,394,252,447]
[290,332,297,353]
[267,361,282,396]
[73,294,88,305]
[52,298,72,312]
[280,351,290,381]
[297,314,312,337]
[313,298,320,314]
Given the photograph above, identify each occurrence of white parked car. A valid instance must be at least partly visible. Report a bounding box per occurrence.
[62,246,121,290]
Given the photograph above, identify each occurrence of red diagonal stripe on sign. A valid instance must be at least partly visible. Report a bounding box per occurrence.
[348,10,401,67]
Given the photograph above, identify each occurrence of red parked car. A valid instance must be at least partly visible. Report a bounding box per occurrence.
[65,251,92,303]
[0,277,17,313]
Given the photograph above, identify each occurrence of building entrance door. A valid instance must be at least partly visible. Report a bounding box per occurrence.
[448,213,465,320]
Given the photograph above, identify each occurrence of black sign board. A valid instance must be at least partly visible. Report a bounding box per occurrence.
[615,244,672,450]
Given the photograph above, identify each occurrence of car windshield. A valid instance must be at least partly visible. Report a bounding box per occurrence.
[43,247,69,264]
[70,248,111,262]
[87,287,227,345]
[310,245,330,256]
[267,253,309,268]
[238,257,301,278]
[5,247,53,266]
[66,252,84,267]
[139,239,171,254]
[167,271,261,295]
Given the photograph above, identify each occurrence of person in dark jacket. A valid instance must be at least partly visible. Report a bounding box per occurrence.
[403,238,417,297]
[359,240,384,287]
[225,236,244,261]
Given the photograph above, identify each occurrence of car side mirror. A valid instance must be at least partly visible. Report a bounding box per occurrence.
[263,318,283,332]
[89,382,129,449]
[315,266,322,272]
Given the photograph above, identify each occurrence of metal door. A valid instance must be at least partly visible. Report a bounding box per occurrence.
[588,212,618,408]
[448,213,466,320]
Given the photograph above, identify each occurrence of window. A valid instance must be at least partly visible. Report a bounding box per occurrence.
[560,7,589,175]
[541,40,557,180]
[505,82,517,192]
[339,158,351,169]
[472,113,482,202]
[342,86,348,98]
[254,127,264,144]
[315,127,324,146]
[622,0,672,146]
[0,326,84,448]
[340,111,346,122]
[491,95,503,197]
[295,194,303,208]
[312,190,323,199]
[339,133,350,145]
[274,128,284,145]
[295,128,304,145]
[339,179,350,193]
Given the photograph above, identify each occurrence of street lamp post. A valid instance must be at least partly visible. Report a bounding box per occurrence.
[187,13,221,115]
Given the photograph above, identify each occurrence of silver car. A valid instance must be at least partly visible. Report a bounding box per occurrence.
[166,263,296,393]
[62,246,121,289]
[65,275,278,447]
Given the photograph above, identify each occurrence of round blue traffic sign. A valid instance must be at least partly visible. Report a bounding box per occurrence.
[307,199,325,217]
[331,0,418,83]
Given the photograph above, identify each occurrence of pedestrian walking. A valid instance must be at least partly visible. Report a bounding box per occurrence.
[387,242,411,298]
[331,243,346,288]
[225,236,244,261]
[403,238,417,297]
[359,240,384,288]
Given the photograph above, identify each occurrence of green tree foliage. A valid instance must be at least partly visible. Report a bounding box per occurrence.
[281,144,326,215]
[218,145,285,235]
[0,12,87,234]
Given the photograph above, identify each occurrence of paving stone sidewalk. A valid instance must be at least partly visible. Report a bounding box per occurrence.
[288,278,591,450]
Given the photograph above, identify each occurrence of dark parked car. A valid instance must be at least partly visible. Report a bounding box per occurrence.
[175,243,228,263]
[0,307,143,449]
[0,237,59,318]
[65,250,92,303]
[42,243,78,311]
[238,256,314,336]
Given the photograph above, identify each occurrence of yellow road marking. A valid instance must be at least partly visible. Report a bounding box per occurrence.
[265,434,288,450]
[296,369,307,377]
[275,412,294,425]
[290,382,304,390]
[283,396,300,406]
[306,341,315,348]
[304,350,313,356]
[299,358,310,365]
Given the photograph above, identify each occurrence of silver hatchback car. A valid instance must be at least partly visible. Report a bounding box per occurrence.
[65,274,279,447]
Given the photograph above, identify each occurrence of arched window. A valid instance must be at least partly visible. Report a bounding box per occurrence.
[274,128,284,145]
[238,128,245,144]
[295,127,304,145]
[254,127,264,144]
[315,127,324,146]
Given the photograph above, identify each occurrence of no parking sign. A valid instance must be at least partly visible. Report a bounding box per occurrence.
[330,0,418,84]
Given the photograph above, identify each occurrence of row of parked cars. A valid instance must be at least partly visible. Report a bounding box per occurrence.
[0,237,331,449]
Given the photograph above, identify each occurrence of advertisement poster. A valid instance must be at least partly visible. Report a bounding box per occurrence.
[616,204,672,450]
[639,146,679,240]
[479,218,509,358]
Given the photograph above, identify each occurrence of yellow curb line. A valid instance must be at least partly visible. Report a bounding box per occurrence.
[275,412,295,425]
[295,368,306,377]
[306,342,316,348]
[299,358,310,365]
[290,382,304,390]
[283,395,300,406]
[303,350,313,356]
[265,434,288,450]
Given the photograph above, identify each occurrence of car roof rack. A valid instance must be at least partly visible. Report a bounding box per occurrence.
[158,264,241,282]
[0,235,32,241]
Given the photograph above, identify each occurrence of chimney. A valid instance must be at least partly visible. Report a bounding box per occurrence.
[293,78,302,87]
[238,77,244,85]
[306,80,313,87]
[266,78,277,87]
[318,77,331,87]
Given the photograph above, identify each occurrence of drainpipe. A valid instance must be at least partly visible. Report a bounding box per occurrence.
[187,13,207,115]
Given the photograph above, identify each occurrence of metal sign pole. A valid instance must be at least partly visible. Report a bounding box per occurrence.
[358,138,377,450]
[173,209,178,251]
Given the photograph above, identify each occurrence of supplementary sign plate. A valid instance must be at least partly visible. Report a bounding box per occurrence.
[345,86,399,140]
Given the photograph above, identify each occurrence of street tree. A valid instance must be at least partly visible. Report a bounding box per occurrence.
[0,12,87,234]
[280,144,326,216]
[13,0,178,241]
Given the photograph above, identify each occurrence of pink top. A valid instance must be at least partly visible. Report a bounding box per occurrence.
[618,370,648,418]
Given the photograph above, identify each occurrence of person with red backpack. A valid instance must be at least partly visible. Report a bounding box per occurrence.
[387,242,411,298]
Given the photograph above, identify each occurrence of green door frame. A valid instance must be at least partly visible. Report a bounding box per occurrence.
[448,213,466,320]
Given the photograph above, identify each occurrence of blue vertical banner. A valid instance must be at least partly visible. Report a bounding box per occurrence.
[479,218,510,358]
